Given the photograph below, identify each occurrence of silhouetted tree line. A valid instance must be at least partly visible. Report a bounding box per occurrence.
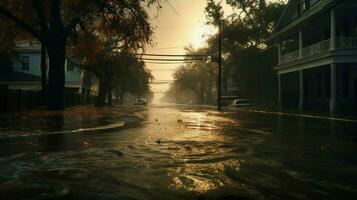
[0,0,161,110]
[163,0,286,106]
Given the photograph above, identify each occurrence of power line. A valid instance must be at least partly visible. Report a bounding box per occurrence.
[165,0,181,16]
[145,61,192,64]
[138,58,206,61]
[150,80,174,84]
[155,25,202,30]
[226,45,275,63]
[149,68,177,71]
[152,79,173,82]
[147,46,185,51]
[135,53,208,57]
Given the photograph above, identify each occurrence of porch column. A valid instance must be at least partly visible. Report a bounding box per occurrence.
[278,73,282,106]
[299,29,303,59]
[330,63,336,114]
[277,43,281,65]
[299,70,304,110]
[330,8,336,50]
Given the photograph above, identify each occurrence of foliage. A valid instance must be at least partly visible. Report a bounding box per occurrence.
[220,0,284,104]
[70,30,153,106]
[164,0,285,105]
[0,0,160,109]
[172,47,217,104]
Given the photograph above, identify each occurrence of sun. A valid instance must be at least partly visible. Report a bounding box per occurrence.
[191,24,218,49]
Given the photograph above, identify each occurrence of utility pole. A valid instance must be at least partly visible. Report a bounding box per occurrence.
[217,20,222,111]
[176,85,179,104]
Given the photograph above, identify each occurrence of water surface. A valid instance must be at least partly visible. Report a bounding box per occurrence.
[0,105,356,199]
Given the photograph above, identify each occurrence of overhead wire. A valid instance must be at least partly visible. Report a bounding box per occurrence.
[147,46,185,51]
[144,61,194,64]
[135,53,208,57]
[138,58,206,61]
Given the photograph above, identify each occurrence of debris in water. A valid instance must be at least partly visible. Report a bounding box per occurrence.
[184,145,192,151]
[106,149,124,157]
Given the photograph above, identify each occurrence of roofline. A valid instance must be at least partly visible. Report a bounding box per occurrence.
[0,81,41,85]
[271,0,294,35]
[270,0,342,41]
[14,48,41,53]
[0,82,83,88]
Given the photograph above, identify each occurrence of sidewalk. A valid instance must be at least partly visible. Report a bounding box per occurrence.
[0,105,145,138]
[225,105,357,123]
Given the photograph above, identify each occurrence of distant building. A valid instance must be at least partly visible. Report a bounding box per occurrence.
[0,41,98,97]
[271,0,357,114]
[225,74,246,97]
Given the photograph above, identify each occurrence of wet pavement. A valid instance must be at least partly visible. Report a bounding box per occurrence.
[0,105,357,200]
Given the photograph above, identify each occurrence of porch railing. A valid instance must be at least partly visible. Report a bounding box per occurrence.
[280,37,357,64]
[302,39,330,58]
[280,50,299,64]
[336,37,357,49]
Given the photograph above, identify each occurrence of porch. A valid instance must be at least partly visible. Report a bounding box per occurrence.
[280,37,357,64]
[278,63,357,115]
[278,3,357,66]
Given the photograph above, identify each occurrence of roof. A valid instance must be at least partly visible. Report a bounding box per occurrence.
[14,41,41,53]
[0,72,41,83]
[271,0,341,40]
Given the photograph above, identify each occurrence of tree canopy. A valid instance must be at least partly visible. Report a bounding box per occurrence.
[164,0,286,105]
[0,0,160,109]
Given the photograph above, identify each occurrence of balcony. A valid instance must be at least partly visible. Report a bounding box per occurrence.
[336,37,357,49]
[280,50,299,64]
[302,39,330,58]
[279,37,357,65]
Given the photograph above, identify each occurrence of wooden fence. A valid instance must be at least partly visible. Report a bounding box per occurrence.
[0,87,96,113]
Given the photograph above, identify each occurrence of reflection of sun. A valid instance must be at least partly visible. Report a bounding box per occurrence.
[169,160,240,193]
[192,24,218,48]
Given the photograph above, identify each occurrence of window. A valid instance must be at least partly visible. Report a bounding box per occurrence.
[67,59,75,71]
[21,56,30,71]
[300,0,310,13]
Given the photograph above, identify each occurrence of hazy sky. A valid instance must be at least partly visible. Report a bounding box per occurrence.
[146,0,233,103]
[146,0,282,103]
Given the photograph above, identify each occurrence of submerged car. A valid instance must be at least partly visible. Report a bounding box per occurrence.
[135,99,147,106]
[232,99,253,107]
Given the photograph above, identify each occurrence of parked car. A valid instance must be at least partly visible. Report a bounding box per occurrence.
[135,99,147,106]
[188,100,199,105]
[232,99,253,107]
[220,96,239,106]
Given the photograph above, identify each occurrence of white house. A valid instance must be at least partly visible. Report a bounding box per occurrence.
[1,41,98,97]
[271,0,357,114]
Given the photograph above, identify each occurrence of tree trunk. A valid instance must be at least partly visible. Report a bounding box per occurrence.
[223,70,228,95]
[207,83,212,104]
[40,44,47,106]
[47,40,66,110]
[200,84,204,104]
[96,78,108,107]
[119,84,126,105]
[107,87,112,105]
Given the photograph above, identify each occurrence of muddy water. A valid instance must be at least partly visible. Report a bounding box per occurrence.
[0,105,357,200]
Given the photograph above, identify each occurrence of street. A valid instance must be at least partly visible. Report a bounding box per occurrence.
[0,105,357,200]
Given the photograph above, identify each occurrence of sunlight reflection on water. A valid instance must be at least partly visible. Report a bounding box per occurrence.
[169,159,240,193]
[0,106,357,199]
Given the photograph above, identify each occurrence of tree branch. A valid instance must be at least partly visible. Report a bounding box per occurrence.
[0,5,43,42]
[64,16,83,39]
[31,0,49,35]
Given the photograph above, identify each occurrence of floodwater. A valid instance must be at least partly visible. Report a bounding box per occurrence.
[0,105,357,200]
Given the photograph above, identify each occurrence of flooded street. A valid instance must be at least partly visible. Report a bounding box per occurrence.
[1,105,357,200]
